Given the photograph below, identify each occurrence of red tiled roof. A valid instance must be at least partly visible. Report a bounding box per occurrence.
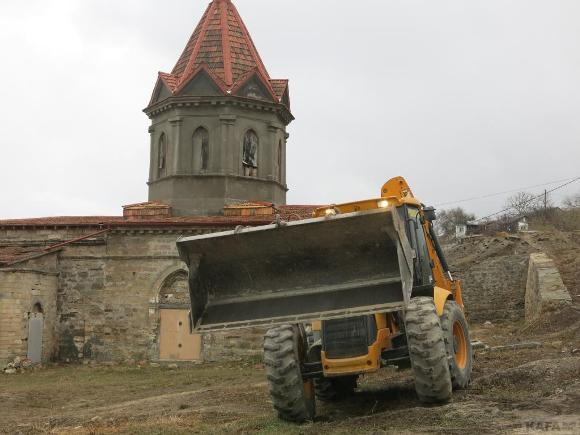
[269,79,288,99]
[0,205,319,229]
[0,206,320,266]
[122,201,169,210]
[226,201,274,208]
[150,0,287,105]
[159,72,178,90]
[0,216,124,227]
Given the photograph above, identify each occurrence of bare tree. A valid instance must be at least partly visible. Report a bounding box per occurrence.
[504,191,543,216]
[563,191,580,208]
[435,207,476,237]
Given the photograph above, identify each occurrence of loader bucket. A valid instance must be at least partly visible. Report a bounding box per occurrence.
[177,208,414,332]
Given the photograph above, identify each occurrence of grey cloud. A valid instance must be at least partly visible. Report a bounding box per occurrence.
[1,0,579,218]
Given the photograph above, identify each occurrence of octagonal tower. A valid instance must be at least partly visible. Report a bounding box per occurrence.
[144,0,293,216]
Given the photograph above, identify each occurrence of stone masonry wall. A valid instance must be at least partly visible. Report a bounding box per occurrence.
[56,230,190,362]
[525,253,572,322]
[455,254,530,322]
[446,236,537,322]
[0,227,277,364]
[0,227,98,244]
[0,258,58,366]
[54,228,265,363]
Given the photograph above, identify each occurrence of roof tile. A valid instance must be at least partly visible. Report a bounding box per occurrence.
[0,205,320,266]
[0,205,318,229]
[152,0,287,104]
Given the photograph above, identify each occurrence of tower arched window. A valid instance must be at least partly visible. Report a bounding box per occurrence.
[278,139,283,182]
[158,133,167,178]
[243,130,258,177]
[193,127,209,172]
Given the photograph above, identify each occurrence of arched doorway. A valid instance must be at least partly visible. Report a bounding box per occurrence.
[27,303,44,364]
[158,271,201,361]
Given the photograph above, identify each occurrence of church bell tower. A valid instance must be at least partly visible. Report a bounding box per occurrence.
[144,0,293,216]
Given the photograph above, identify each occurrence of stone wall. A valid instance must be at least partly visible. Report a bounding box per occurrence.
[0,254,59,366]
[1,226,269,364]
[455,254,530,322]
[0,227,97,244]
[56,230,191,362]
[446,236,536,322]
[50,228,264,363]
[525,253,572,322]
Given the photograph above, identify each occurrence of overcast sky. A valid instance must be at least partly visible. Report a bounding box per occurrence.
[1,0,579,219]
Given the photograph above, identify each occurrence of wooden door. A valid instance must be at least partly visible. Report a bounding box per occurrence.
[159,309,201,361]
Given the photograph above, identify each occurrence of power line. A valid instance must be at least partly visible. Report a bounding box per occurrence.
[434,176,580,207]
[474,176,580,222]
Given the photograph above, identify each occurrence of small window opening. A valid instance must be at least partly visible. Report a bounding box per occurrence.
[158,133,167,178]
[193,127,209,172]
[242,130,258,177]
[278,139,283,182]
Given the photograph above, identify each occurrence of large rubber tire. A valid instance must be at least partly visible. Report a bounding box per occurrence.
[314,375,358,402]
[440,300,473,389]
[263,325,315,423]
[405,297,453,403]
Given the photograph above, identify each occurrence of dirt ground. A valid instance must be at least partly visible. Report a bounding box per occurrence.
[1,230,579,434]
[2,319,579,434]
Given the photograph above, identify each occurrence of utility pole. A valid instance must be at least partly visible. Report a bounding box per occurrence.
[544,189,548,220]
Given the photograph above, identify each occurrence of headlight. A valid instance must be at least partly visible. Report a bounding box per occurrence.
[325,208,337,216]
[377,200,390,209]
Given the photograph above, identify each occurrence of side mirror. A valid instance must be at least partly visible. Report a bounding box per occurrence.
[423,206,437,222]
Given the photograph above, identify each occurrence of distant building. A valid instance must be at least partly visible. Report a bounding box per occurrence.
[455,221,485,239]
[467,221,485,235]
[455,224,467,239]
[518,217,529,232]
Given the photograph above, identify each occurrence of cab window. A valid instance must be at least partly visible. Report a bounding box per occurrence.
[404,206,433,287]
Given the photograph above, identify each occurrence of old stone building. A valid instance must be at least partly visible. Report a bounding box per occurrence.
[0,0,314,367]
[147,0,292,216]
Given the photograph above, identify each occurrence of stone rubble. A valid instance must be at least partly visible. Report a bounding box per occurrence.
[2,356,35,374]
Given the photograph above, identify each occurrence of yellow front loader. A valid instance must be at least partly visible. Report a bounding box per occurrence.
[177,176,473,422]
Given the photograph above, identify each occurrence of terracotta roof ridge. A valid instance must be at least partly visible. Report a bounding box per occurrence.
[0,215,120,221]
[228,1,270,80]
[220,0,233,86]
[168,0,282,95]
[159,72,178,90]
[180,1,216,87]
[172,1,213,78]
